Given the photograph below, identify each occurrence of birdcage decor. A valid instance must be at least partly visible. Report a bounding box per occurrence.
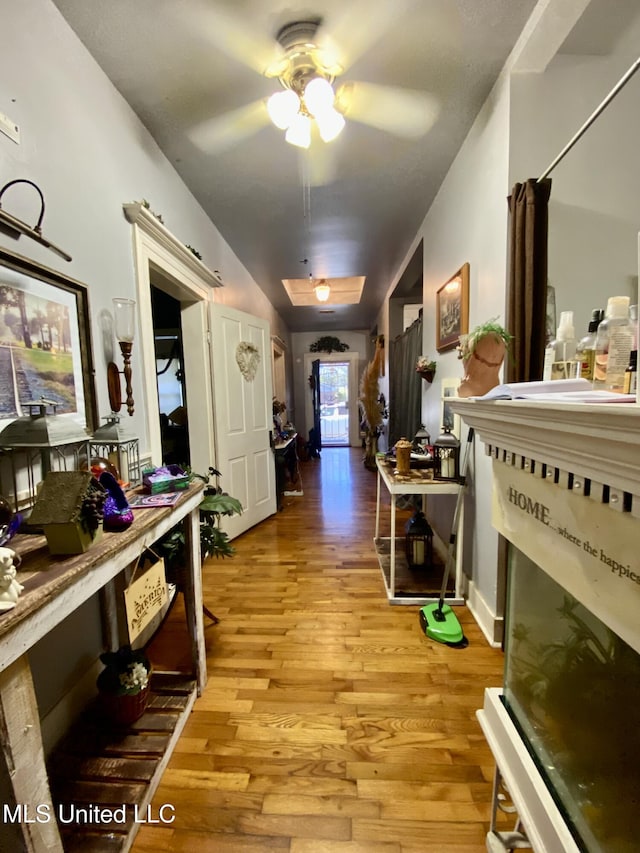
[405,510,434,570]
[433,425,460,481]
[89,415,141,487]
[0,398,90,513]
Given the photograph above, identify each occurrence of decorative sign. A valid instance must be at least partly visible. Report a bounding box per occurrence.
[124,558,168,643]
[492,461,639,655]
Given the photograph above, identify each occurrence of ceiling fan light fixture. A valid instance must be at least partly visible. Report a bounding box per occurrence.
[316,108,345,143]
[314,280,331,302]
[304,77,335,117]
[267,89,300,129]
[285,113,311,148]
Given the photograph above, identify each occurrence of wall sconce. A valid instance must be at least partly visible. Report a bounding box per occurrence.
[107,298,136,416]
[0,179,72,262]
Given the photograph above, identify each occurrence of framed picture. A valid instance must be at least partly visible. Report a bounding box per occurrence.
[440,378,461,439]
[436,262,469,352]
[0,247,97,431]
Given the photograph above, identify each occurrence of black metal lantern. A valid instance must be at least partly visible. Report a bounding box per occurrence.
[0,398,90,512]
[433,425,460,481]
[405,510,434,569]
[414,424,430,452]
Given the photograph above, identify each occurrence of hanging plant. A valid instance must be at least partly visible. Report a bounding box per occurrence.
[309,336,349,353]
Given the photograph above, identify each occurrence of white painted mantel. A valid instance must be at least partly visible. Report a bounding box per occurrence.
[448,399,640,499]
[448,398,640,853]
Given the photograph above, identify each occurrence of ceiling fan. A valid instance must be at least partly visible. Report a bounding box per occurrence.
[188,10,440,175]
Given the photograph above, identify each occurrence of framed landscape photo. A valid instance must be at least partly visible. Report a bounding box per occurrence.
[0,247,97,431]
[436,262,469,352]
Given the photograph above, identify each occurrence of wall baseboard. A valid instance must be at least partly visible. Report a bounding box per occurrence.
[465,579,504,648]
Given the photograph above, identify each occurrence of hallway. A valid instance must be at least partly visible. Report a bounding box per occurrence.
[135,448,505,852]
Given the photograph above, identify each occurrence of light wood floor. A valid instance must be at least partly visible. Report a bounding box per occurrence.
[133,447,505,853]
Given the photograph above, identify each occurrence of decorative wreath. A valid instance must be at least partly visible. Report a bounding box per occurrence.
[235,341,260,382]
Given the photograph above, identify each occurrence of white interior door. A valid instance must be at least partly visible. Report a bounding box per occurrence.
[209,302,277,539]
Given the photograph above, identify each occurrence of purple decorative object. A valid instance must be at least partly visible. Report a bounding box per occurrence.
[100,472,134,531]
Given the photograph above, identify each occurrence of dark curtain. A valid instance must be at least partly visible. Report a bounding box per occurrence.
[505,178,552,382]
[388,317,422,448]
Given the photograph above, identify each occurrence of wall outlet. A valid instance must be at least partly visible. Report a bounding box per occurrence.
[0,111,20,144]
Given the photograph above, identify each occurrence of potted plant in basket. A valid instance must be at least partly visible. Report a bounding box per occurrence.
[96,644,151,726]
[416,355,437,383]
[457,318,513,397]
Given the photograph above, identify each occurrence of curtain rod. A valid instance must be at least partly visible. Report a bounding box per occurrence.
[537,56,640,182]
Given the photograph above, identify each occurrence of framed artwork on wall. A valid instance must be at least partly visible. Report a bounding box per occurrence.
[440,377,461,438]
[0,247,97,431]
[436,262,470,352]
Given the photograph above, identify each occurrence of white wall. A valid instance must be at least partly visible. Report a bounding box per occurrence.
[375,71,513,642]
[0,0,289,747]
[374,1,640,644]
[291,329,370,439]
[0,0,290,465]
[510,38,640,335]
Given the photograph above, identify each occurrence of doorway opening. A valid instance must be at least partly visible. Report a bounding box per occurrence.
[319,362,349,446]
[151,286,190,466]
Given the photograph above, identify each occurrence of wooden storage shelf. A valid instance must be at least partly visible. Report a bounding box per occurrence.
[49,673,196,852]
[374,457,465,605]
[374,536,455,598]
[0,483,206,853]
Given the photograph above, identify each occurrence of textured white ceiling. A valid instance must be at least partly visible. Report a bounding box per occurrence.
[52,0,542,331]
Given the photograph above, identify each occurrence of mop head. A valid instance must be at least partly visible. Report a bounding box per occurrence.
[420,603,468,648]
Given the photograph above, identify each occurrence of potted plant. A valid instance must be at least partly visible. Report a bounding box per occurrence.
[158,467,243,574]
[457,318,512,397]
[96,644,151,726]
[415,355,437,383]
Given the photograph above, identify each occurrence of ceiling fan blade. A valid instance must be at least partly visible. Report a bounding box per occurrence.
[298,139,339,188]
[335,82,440,138]
[188,100,270,153]
[315,0,418,73]
[174,0,282,75]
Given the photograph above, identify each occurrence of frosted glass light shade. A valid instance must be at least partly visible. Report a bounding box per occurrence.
[304,77,335,117]
[267,89,300,129]
[285,113,311,149]
[113,298,136,343]
[314,281,331,302]
[316,108,345,142]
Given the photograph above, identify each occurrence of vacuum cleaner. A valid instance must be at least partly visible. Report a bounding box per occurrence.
[419,428,474,648]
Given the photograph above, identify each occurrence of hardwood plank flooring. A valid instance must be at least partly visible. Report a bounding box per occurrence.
[134,448,505,852]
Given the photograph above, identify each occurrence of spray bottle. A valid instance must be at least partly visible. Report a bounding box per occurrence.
[543,311,576,381]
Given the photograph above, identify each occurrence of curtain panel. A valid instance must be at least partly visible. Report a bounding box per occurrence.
[505,178,552,383]
[388,317,422,448]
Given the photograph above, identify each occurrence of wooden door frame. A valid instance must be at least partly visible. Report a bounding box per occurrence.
[123,202,222,474]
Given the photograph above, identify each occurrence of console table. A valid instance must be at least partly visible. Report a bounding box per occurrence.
[0,482,205,853]
[274,433,299,509]
[374,457,465,605]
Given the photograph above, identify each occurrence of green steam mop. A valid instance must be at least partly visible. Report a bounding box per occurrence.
[419,428,474,648]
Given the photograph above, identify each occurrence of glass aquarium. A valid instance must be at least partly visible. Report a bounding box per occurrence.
[503,547,640,852]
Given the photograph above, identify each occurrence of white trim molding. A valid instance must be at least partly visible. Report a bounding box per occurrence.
[465,578,503,648]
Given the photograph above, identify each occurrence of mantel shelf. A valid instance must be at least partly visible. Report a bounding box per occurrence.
[449,399,640,496]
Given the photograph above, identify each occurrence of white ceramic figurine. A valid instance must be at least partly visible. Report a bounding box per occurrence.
[0,547,23,611]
